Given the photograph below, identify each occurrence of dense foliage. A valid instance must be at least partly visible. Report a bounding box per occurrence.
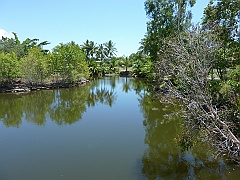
[1,0,239,163]
[141,0,240,163]
[0,52,20,82]
[141,0,196,62]
[52,42,89,83]
[0,32,156,84]
[81,40,120,76]
[0,35,89,86]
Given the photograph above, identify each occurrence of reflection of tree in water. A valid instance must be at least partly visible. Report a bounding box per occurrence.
[0,91,54,127]
[24,91,54,125]
[0,78,118,127]
[122,77,131,93]
[87,78,117,107]
[50,85,90,125]
[130,78,148,95]
[0,94,24,127]
[110,76,117,90]
[139,93,235,179]
[0,91,55,127]
[0,77,143,127]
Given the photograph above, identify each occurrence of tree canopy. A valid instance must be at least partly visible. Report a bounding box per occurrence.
[149,0,240,163]
[142,0,196,62]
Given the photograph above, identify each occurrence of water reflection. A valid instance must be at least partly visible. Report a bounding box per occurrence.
[122,77,131,93]
[0,91,55,127]
[49,86,89,125]
[24,91,54,126]
[138,92,239,179]
[88,87,117,107]
[0,77,239,179]
[0,95,24,127]
[0,79,118,127]
[0,77,149,128]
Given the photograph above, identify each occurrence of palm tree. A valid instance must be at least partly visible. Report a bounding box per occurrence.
[81,40,91,60]
[109,57,119,74]
[104,40,117,59]
[81,40,97,61]
[88,41,98,58]
[96,44,106,62]
[22,38,50,50]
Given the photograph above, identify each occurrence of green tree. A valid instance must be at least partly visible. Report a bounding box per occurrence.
[130,52,153,78]
[119,56,131,72]
[96,44,106,62]
[52,41,89,83]
[104,40,117,59]
[81,40,90,60]
[108,57,119,74]
[0,32,25,58]
[143,0,196,62]
[0,33,50,59]
[20,47,49,85]
[155,26,240,163]
[202,0,240,80]
[0,52,20,83]
[81,40,98,61]
[88,59,102,77]
[22,38,50,55]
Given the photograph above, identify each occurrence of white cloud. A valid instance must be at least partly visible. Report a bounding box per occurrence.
[0,29,14,39]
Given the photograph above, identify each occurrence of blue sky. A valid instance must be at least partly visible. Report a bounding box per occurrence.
[1,0,209,56]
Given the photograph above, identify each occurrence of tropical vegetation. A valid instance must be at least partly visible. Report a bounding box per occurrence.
[0,35,90,88]
[0,0,239,163]
[140,0,240,163]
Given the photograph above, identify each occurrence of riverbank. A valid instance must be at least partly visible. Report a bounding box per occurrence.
[0,78,89,93]
[0,72,136,93]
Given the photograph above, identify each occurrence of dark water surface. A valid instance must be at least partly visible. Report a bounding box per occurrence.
[0,77,239,180]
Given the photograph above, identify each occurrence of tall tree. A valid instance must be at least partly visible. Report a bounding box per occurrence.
[104,40,117,59]
[81,39,91,60]
[20,47,49,85]
[0,52,20,82]
[96,44,106,61]
[155,26,240,163]
[202,0,240,80]
[0,32,50,58]
[0,32,24,58]
[88,40,98,58]
[81,40,98,61]
[22,38,50,55]
[52,41,89,83]
[143,0,196,62]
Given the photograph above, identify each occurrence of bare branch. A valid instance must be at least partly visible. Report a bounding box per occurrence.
[155,25,240,163]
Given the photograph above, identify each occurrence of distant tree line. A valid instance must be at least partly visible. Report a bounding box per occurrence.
[0,33,153,87]
[80,39,152,77]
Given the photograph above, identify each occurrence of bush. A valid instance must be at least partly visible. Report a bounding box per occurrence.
[0,52,20,82]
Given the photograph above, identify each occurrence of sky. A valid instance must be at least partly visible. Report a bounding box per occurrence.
[1,0,210,56]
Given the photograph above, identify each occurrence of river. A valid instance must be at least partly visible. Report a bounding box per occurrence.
[0,77,239,180]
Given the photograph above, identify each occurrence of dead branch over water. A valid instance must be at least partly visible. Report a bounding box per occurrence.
[155,27,240,163]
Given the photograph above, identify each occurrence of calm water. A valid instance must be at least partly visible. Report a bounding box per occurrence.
[0,77,239,180]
